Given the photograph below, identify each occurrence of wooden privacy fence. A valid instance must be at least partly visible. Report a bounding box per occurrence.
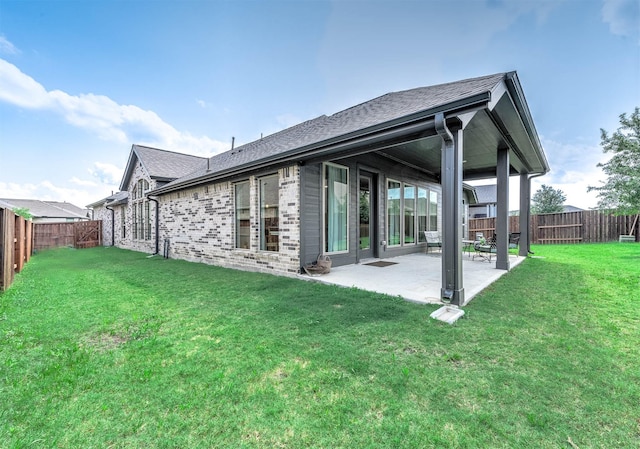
[33,220,102,251]
[468,210,639,244]
[0,207,33,292]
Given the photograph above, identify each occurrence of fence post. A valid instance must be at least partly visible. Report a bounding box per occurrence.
[1,208,16,291]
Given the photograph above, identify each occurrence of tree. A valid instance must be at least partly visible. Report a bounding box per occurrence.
[12,207,32,220]
[587,107,640,215]
[531,184,566,214]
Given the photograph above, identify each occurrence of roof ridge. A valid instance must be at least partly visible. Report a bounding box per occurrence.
[215,115,330,158]
[387,72,506,96]
[133,144,208,160]
[330,73,506,118]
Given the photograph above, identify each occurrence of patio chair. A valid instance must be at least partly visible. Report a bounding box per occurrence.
[509,232,521,250]
[473,236,496,261]
[424,231,442,254]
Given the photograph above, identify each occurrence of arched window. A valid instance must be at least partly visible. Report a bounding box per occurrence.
[132,179,150,240]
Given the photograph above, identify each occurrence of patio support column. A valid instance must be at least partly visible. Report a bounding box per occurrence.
[436,113,464,306]
[519,173,530,257]
[495,147,510,270]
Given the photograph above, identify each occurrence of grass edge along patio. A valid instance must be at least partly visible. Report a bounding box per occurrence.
[88,71,549,306]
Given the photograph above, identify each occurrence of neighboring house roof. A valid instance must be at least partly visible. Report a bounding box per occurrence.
[0,198,88,220]
[473,185,497,205]
[119,145,208,191]
[151,71,548,195]
[563,205,584,213]
[86,191,129,209]
[462,183,479,204]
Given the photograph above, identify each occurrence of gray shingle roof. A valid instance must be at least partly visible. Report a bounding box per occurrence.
[0,199,88,219]
[473,185,497,204]
[134,145,208,180]
[87,191,129,208]
[119,145,208,190]
[155,72,507,193]
[562,205,584,213]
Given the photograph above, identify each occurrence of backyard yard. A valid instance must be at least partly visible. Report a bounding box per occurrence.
[0,244,638,448]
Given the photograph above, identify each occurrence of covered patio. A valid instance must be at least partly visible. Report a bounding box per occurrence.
[304,252,525,305]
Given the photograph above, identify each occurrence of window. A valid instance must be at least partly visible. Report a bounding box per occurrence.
[132,179,149,240]
[417,187,428,242]
[145,201,151,240]
[404,184,416,245]
[429,190,439,231]
[235,182,250,249]
[387,181,439,247]
[260,175,279,251]
[121,206,126,238]
[132,204,138,239]
[137,203,144,240]
[324,163,349,253]
[387,180,401,246]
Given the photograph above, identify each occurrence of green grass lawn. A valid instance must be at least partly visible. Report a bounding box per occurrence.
[1,244,638,448]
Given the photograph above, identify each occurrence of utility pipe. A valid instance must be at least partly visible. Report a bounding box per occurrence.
[525,172,545,255]
[105,205,115,247]
[147,195,160,255]
[435,112,464,306]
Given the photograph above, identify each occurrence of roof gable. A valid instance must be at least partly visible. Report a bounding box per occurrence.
[119,145,207,190]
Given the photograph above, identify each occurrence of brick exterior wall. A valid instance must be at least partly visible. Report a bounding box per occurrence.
[93,202,128,247]
[106,161,157,253]
[158,165,301,275]
[92,204,113,246]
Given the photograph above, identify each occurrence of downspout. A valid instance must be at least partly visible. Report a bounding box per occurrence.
[105,205,115,247]
[147,195,160,255]
[435,112,464,306]
[525,172,545,255]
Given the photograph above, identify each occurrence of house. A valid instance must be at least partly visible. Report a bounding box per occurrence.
[468,184,497,218]
[88,145,207,248]
[0,198,90,223]
[89,72,549,306]
[562,205,584,213]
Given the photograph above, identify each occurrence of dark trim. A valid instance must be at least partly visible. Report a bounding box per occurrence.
[147,196,160,255]
[503,72,549,173]
[435,112,464,306]
[105,205,115,247]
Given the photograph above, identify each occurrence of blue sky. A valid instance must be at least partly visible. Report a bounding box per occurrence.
[0,0,638,209]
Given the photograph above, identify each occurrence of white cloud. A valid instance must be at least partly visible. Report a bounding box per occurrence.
[0,35,19,55]
[0,59,51,108]
[0,179,114,208]
[0,59,230,157]
[602,0,640,43]
[69,177,98,187]
[88,162,124,186]
[531,137,609,209]
[466,136,607,211]
[196,99,209,108]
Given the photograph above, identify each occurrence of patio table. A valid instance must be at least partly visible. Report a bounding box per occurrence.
[462,239,475,256]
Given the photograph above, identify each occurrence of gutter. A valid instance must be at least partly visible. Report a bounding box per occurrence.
[147,195,160,255]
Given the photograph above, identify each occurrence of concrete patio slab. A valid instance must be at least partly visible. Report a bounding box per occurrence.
[300,252,525,306]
